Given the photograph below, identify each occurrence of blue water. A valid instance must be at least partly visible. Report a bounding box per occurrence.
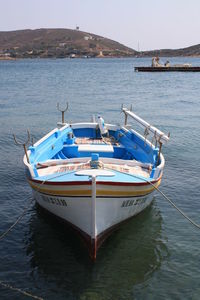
[0,57,200,299]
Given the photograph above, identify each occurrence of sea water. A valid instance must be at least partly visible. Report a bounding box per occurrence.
[0,57,200,299]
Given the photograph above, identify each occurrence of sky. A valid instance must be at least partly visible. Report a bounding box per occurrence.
[0,0,199,51]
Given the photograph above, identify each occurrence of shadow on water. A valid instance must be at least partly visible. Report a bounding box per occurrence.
[25,199,169,300]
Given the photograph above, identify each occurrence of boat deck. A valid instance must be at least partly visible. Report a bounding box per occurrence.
[36,158,151,182]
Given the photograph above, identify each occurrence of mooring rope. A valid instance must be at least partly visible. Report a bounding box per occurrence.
[0,280,43,300]
[0,199,43,299]
[104,167,200,230]
[0,168,70,241]
[0,169,75,242]
[0,161,81,240]
[0,168,81,299]
[1,161,198,299]
[0,198,33,241]
[1,161,196,243]
[35,159,200,230]
[147,179,200,230]
[35,161,200,230]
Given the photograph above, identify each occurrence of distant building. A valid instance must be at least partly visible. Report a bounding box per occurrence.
[84,35,93,41]
[76,26,79,30]
[59,43,66,47]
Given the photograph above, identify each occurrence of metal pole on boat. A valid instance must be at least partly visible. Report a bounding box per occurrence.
[121,104,128,126]
[23,144,30,164]
[57,102,69,124]
[90,175,97,260]
[13,130,30,164]
[91,175,97,240]
[157,142,162,166]
[124,113,128,125]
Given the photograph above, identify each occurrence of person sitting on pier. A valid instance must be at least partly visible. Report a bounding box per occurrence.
[152,57,163,67]
[164,60,170,67]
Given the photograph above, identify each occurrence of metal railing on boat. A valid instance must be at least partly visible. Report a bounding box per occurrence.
[122,106,170,144]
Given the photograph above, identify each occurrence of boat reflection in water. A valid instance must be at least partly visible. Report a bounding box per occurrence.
[26,200,169,299]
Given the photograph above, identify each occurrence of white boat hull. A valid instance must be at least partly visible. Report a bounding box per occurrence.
[22,113,169,260]
[32,188,154,258]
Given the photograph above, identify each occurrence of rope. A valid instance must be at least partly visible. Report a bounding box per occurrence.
[0,161,90,240]
[148,180,200,230]
[104,166,200,230]
[29,160,200,230]
[0,198,33,241]
[0,200,43,299]
[3,163,91,221]
[0,280,43,300]
[37,160,200,229]
[0,165,89,299]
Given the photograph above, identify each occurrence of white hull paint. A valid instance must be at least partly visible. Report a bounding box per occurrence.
[32,188,154,238]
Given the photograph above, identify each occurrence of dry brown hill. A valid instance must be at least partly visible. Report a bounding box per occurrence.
[141,44,200,57]
[1,29,199,58]
[0,28,137,58]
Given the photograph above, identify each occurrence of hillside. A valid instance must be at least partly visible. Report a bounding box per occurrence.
[0,28,137,58]
[141,44,200,57]
[0,29,200,59]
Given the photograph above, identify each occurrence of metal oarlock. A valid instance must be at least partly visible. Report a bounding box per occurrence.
[121,104,132,125]
[57,102,69,123]
[121,104,125,125]
[13,130,30,163]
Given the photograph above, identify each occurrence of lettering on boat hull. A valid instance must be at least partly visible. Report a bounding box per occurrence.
[41,194,68,206]
[121,197,146,208]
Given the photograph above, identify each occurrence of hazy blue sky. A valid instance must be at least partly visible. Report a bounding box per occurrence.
[0,0,199,50]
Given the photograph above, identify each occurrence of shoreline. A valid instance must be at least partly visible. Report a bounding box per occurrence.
[0,56,17,60]
[0,55,200,61]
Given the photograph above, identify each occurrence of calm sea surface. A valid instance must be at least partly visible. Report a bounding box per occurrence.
[0,57,200,299]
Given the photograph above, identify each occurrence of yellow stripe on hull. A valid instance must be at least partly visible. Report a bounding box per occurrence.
[29,179,161,197]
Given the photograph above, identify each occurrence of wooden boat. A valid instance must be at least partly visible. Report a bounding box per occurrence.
[23,107,170,260]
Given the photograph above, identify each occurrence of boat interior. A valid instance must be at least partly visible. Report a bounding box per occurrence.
[27,122,160,180]
[53,125,158,161]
